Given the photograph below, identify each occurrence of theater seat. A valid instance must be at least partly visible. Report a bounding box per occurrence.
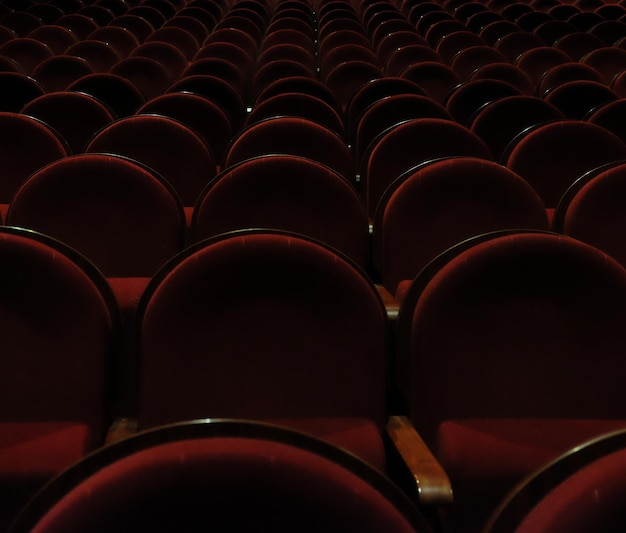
[394,231,626,532]
[0,227,119,531]
[134,230,388,472]
[8,420,432,533]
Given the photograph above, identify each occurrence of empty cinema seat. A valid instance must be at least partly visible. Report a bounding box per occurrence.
[373,157,549,296]
[190,154,369,268]
[484,429,626,532]
[224,116,355,185]
[85,114,217,214]
[0,226,120,531]
[8,420,431,533]
[0,112,67,220]
[363,117,492,217]
[393,230,626,533]
[134,229,388,471]
[553,161,626,268]
[504,120,626,209]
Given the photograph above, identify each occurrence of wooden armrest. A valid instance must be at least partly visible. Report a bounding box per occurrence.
[105,417,139,446]
[375,284,400,321]
[386,415,454,506]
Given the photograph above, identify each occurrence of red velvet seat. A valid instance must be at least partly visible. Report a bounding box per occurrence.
[68,72,146,118]
[470,95,565,163]
[135,230,388,471]
[146,26,199,61]
[449,45,509,81]
[65,40,122,72]
[225,116,354,184]
[504,120,626,208]
[21,91,115,154]
[130,41,188,79]
[587,98,626,144]
[110,56,174,100]
[28,24,78,54]
[396,231,626,533]
[553,161,626,269]
[244,92,345,139]
[469,62,535,96]
[137,92,232,166]
[0,112,67,218]
[400,61,461,104]
[373,158,548,295]
[86,114,216,212]
[355,94,452,170]
[109,14,155,43]
[57,12,100,38]
[537,61,604,97]
[254,75,340,114]
[493,30,545,62]
[485,429,626,532]
[364,117,492,217]
[251,59,315,100]
[544,80,618,120]
[514,45,571,86]
[87,26,139,58]
[8,420,431,533]
[167,74,247,131]
[323,60,384,112]
[0,37,53,75]
[0,226,119,532]
[384,44,444,76]
[445,78,521,127]
[0,71,45,112]
[581,46,626,85]
[32,55,94,92]
[191,154,368,267]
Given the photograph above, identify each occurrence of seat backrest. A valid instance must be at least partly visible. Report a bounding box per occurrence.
[68,72,146,118]
[0,112,67,203]
[7,153,186,278]
[136,230,387,429]
[485,429,626,533]
[505,120,626,208]
[374,158,549,293]
[397,231,626,447]
[85,114,216,206]
[191,154,368,267]
[553,161,626,268]
[225,116,354,184]
[364,117,492,217]
[0,226,118,449]
[9,420,429,533]
[22,91,115,154]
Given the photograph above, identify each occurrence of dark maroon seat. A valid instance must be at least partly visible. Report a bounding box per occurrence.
[135,230,389,472]
[485,429,626,532]
[225,116,354,185]
[191,154,368,267]
[396,230,626,533]
[0,226,119,532]
[8,420,430,533]
[504,120,626,208]
[85,114,216,210]
[364,118,492,217]
[373,157,548,294]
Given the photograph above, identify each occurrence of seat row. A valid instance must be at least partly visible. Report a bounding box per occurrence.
[3,225,626,532]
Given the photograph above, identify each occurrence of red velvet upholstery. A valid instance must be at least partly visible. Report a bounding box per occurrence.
[22,91,115,154]
[137,231,388,470]
[555,162,626,269]
[374,158,548,294]
[398,231,626,532]
[110,56,174,100]
[9,421,429,533]
[68,72,146,118]
[0,112,67,218]
[364,118,492,217]
[355,94,452,169]
[137,92,233,165]
[7,153,186,278]
[0,227,118,531]
[244,92,345,138]
[470,95,565,163]
[191,155,368,267]
[505,120,626,208]
[322,60,384,112]
[0,37,53,75]
[86,114,216,207]
[485,429,626,532]
[225,117,354,184]
[32,55,94,92]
